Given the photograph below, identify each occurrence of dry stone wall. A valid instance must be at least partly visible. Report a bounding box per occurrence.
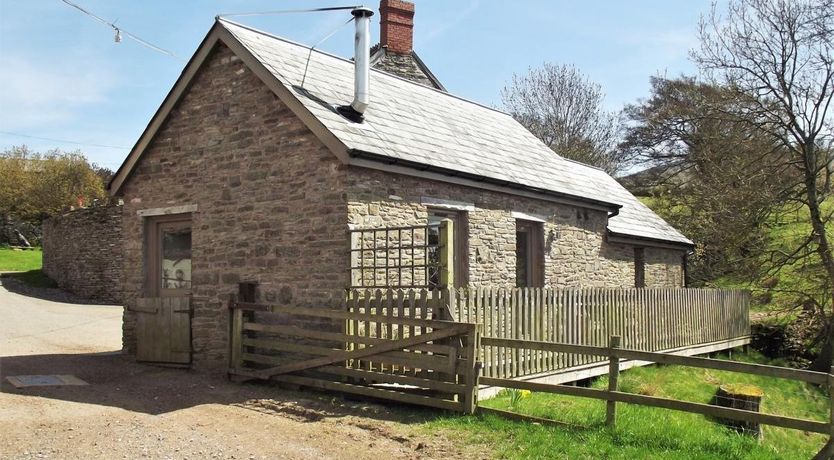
[42,204,124,304]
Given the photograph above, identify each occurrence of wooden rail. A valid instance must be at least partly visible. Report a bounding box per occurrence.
[450,287,750,379]
[228,295,481,413]
[480,335,834,458]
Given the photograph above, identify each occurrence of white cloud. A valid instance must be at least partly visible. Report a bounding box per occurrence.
[0,53,116,129]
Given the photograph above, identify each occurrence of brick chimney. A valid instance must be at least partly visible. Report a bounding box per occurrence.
[379,0,415,55]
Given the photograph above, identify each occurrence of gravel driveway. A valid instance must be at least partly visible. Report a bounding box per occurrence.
[0,280,475,460]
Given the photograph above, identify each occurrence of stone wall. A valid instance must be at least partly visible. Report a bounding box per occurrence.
[645,247,686,287]
[347,167,685,289]
[118,43,349,371]
[42,204,124,303]
[372,49,440,89]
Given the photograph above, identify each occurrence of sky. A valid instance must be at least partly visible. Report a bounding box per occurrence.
[0,0,711,171]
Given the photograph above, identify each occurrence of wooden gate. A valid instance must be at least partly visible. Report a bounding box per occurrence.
[228,293,481,413]
[133,297,192,364]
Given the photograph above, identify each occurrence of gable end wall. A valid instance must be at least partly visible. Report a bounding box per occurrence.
[118,43,349,370]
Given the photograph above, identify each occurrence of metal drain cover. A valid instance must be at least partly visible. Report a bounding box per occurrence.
[5,375,88,388]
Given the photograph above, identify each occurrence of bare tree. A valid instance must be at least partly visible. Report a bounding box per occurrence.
[501,63,626,174]
[694,0,834,371]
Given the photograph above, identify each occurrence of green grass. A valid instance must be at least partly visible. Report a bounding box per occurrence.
[710,200,834,313]
[0,247,43,272]
[422,351,829,459]
[0,248,55,287]
[638,195,832,314]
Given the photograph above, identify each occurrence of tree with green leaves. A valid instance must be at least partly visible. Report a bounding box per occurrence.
[692,0,834,371]
[621,77,791,286]
[0,146,108,225]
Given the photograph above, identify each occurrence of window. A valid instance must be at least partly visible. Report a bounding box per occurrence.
[427,209,469,287]
[145,215,192,297]
[634,247,646,288]
[516,220,544,287]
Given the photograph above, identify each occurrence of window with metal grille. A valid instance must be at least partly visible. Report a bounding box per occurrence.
[349,223,446,289]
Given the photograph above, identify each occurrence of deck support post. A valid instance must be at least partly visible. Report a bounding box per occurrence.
[606,335,621,427]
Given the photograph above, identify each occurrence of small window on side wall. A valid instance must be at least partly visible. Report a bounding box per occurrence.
[516,220,544,287]
[634,247,646,288]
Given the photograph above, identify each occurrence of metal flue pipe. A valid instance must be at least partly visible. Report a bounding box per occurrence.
[348,7,373,118]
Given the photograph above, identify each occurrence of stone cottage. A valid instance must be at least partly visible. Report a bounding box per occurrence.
[108,1,693,370]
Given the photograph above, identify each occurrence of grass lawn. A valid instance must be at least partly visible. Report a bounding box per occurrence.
[0,247,56,287]
[422,351,829,459]
[0,247,43,272]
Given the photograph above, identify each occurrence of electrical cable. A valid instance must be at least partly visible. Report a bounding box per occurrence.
[58,0,181,61]
[0,131,130,150]
[300,16,356,88]
[216,6,362,19]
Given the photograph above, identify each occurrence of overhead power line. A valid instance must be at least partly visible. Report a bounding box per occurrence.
[58,0,181,61]
[0,131,130,150]
[301,16,355,87]
[216,6,362,19]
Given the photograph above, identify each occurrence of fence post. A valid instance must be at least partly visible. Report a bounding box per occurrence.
[816,366,834,460]
[606,335,622,427]
[439,219,455,288]
[228,294,243,373]
[439,287,457,322]
[462,323,482,414]
[829,366,833,448]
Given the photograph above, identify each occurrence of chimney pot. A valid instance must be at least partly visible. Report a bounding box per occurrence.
[379,0,415,55]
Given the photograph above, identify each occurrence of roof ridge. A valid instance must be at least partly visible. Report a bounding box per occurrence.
[560,156,605,172]
[216,18,512,117]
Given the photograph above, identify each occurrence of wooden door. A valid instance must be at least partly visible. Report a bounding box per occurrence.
[135,297,191,363]
[136,215,192,364]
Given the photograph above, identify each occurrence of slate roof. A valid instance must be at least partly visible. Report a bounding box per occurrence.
[220,19,692,247]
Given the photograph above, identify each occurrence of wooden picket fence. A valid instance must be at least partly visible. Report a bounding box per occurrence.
[448,287,750,379]
[225,288,834,456]
[227,293,481,413]
[227,287,752,416]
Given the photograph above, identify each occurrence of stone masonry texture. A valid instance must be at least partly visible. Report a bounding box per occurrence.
[118,42,685,371]
[371,50,439,89]
[347,168,685,289]
[119,43,349,371]
[42,204,124,304]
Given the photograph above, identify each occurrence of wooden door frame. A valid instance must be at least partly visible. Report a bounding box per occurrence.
[516,220,544,288]
[427,208,470,287]
[144,213,193,298]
